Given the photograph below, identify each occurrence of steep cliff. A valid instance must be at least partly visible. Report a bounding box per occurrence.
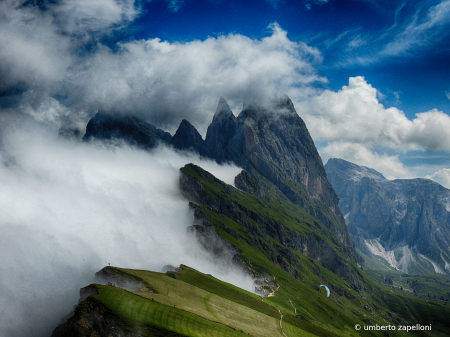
[81,97,359,267]
[180,163,362,285]
[201,96,352,250]
[201,96,236,160]
[325,158,450,275]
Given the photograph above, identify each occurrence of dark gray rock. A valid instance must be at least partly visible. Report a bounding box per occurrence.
[170,119,204,152]
[83,112,172,149]
[201,96,236,161]
[201,96,355,253]
[325,158,450,274]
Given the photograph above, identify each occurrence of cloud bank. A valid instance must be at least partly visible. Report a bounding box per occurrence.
[297,76,450,179]
[0,0,323,134]
[301,76,450,151]
[426,168,450,189]
[0,121,248,337]
[3,1,447,182]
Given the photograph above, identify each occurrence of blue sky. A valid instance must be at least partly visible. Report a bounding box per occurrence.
[1,0,450,185]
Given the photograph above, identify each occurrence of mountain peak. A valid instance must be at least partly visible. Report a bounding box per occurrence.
[170,119,204,152]
[214,96,234,120]
[275,94,295,113]
[326,158,385,181]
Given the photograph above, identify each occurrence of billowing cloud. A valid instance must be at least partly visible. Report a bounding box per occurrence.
[0,0,323,133]
[426,168,450,189]
[320,142,411,179]
[0,121,249,337]
[299,76,450,151]
[0,0,71,88]
[64,22,323,133]
[53,0,141,35]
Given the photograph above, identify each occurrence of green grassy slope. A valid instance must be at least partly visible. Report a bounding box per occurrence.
[61,162,450,337]
[177,164,450,337]
[91,283,248,337]
[90,266,317,337]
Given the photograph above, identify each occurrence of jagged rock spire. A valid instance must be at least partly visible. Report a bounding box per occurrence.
[170,119,204,152]
[214,96,234,120]
[201,97,236,162]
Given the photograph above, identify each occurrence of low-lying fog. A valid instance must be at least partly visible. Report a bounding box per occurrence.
[0,121,253,337]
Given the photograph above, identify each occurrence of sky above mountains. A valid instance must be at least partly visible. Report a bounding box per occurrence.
[1,0,450,185]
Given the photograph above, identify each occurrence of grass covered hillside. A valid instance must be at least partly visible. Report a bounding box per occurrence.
[176,164,450,336]
[52,265,449,337]
[52,164,450,336]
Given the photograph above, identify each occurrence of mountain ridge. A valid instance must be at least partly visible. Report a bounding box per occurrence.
[325,158,450,275]
[49,97,450,337]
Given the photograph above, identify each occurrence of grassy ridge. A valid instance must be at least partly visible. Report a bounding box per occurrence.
[97,267,304,337]
[179,164,450,337]
[92,284,251,337]
[80,163,450,337]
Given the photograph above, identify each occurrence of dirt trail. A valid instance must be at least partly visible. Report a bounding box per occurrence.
[267,285,281,297]
[278,309,288,337]
[288,299,297,315]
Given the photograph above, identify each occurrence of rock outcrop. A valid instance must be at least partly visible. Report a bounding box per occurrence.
[83,112,172,149]
[170,119,204,152]
[201,96,236,160]
[201,96,353,251]
[81,97,360,268]
[51,285,143,337]
[180,163,364,287]
[325,158,450,274]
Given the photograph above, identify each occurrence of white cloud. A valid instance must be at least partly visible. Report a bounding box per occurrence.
[321,1,450,67]
[0,1,72,87]
[0,122,249,337]
[62,22,323,133]
[446,90,450,100]
[19,91,71,124]
[0,0,142,102]
[299,76,450,151]
[0,0,323,133]
[427,168,450,188]
[51,0,141,35]
[320,142,412,179]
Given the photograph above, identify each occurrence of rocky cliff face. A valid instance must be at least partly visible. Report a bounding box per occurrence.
[201,96,236,161]
[83,112,172,149]
[201,96,352,250]
[180,163,364,287]
[82,97,358,262]
[325,158,450,274]
[170,119,204,152]
[51,285,142,337]
[203,96,339,211]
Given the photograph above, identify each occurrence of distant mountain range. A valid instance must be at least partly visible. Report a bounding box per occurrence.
[325,158,450,275]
